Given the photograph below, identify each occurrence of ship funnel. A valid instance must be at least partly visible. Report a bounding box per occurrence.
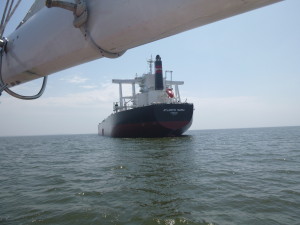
[155,55,164,90]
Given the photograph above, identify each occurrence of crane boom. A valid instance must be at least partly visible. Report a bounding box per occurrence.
[1,0,282,90]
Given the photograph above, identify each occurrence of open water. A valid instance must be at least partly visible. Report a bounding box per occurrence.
[0,127,300,225]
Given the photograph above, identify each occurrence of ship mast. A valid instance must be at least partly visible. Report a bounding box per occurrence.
[147,56,154,74]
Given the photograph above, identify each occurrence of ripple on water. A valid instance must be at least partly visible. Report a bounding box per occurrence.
[0,128,300,224]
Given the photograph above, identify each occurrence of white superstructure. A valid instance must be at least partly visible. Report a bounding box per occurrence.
[112,57,184,113]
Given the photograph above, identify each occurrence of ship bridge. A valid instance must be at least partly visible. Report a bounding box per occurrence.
[112,75,184,112]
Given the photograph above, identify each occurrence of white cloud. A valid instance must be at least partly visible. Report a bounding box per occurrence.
[80,85,98,89]
[39,83,118,107]
[0,81,132,109]
[0,82,120,136]
[60,75,88,84]
[188,95,300,130]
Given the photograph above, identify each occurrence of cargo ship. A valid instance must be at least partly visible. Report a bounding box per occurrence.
[98,55,194,137]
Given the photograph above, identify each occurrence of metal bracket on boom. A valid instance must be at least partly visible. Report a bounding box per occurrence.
[0,37,8,53]
[45,0,88,28]
[45,0,126,59]
[0,39,5,48]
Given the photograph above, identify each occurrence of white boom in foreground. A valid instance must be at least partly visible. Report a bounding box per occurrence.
[0,0,282,99]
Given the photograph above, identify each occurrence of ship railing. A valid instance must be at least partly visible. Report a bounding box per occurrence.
[113,101,136,112]
[165,81,183,103]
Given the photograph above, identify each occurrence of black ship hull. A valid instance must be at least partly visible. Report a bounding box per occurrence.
[98,103,193,138]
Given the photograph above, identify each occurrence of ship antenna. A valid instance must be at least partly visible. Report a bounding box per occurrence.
[147,55,154,74]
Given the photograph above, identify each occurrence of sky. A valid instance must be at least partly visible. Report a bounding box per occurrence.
[0,0,299,136]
